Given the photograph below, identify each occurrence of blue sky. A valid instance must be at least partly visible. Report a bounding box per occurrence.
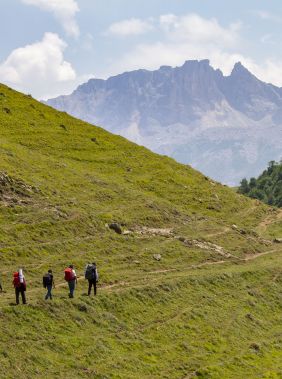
[1,0,282,99]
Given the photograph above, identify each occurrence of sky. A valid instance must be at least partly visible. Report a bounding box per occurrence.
[1,0,282,99]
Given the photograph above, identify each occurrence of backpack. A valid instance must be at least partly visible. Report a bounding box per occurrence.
[64,268,75,282]
[85,264,94,280]
[43,274,52,288]
[13,272,26,290]
[13,272,20,288]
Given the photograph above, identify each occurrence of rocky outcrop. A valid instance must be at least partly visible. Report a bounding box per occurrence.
[0,172,37,205]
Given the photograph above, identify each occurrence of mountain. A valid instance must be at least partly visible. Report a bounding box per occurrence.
[0,83,282,378]
[47,60,282,186]
[238,160,282,206]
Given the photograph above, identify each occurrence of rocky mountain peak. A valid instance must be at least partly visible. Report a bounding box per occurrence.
[231,62,254,79]
[47,60,282,185]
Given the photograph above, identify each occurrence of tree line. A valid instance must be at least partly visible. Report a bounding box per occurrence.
[238,160,282,207]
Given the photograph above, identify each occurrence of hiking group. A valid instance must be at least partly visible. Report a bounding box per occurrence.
[0,262,99,305]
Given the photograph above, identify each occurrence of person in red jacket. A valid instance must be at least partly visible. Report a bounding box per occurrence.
[64,265,77,298]
[13,269,27,305]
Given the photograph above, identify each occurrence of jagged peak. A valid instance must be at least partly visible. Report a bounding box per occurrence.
[182,59,211,68]
[159,65,172,71]
[231,62,253,77]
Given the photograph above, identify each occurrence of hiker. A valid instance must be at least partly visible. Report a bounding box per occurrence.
[85,262,99,296]
[64,265,77,298]
[13,268,27,305]
[43,269,55,300]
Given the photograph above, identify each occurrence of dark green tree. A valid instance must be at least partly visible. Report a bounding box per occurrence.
[238,160,282,207]
[238,178,249,194]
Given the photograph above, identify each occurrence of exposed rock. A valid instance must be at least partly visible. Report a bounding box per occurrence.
[246,313,255,321]
[135,227,173,237]
[273,238,282,243]
[153,254,161,261]
[91,137,99,144]
[109,223,123,234]
[249,343,260,352]
[179,238,232,258]
[3,107,11,114]
[122,230,132,235]
[77,304,88,312]
[0,172,37,206]
[257,237,272,246]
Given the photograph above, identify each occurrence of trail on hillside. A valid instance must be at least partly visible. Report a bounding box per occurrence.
[0,246,280,308]
[204,226,231,238]
[257,209,282,231]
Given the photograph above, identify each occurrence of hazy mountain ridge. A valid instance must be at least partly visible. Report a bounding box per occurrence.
[47,60,282,185]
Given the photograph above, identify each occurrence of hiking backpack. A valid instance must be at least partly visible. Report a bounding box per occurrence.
[64,268,75,282]
[13,272,20,288]
[43,274,52,288]
[13,272,26,290]
[85,264,94,280]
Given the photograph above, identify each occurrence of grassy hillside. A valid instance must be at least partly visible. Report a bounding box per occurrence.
[0,84,281,378]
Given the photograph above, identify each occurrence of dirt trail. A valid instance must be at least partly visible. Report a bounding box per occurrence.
[204,227,231,238]
[257,209,282,231]
[0,246,280,307]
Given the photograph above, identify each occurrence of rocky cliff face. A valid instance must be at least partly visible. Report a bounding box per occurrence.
[47,60,282,185]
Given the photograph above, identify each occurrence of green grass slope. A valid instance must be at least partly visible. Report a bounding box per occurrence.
[0,84,281,378]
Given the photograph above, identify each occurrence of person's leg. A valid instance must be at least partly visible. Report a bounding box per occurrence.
[0,283,2,292]
[88,280,92,295]
[68,281,72,297]
[72,281,75,298]
[15,288,19,305]
[49,285,52,300]
[45,285,52,300]
[94,281,97,296]
[21,289,26,304]
[69,280,75,298]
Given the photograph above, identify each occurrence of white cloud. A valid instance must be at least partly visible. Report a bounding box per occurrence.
[106,18,154,36]
[260,34,275,45]
[159,13,241,47]
[81,33,94,51]
[0,33,78,99]
[105,13,282,87]
[108,14,243,76]
[249,60,282,86]
[253,10,282,23]
[21,0,80,38]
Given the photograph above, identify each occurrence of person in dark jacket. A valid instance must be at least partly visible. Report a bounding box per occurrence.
[86,262,99,296]
[43,269,55,300]
[13,269,27,305]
